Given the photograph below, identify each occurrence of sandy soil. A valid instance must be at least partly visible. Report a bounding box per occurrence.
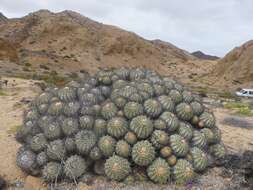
[0,77,252,190]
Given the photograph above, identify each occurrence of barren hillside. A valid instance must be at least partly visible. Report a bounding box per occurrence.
[0,10,216,85]
[209,40,253,89]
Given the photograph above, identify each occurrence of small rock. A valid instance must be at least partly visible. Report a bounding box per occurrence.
[23,176,45,190]
[78,182,92,190]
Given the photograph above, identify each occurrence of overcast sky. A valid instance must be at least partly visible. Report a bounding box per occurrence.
[1,0,253,56]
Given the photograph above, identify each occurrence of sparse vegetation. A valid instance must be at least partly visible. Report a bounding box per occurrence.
[0,91,7,96]
[39,64,50,70]
[224,102,253,117]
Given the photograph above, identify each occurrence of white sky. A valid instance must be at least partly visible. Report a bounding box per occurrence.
[1,0,253,56]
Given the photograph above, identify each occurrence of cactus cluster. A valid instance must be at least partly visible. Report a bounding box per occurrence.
[16,67,226,185]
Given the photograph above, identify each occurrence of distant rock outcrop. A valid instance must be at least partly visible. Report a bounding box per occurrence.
[192,51,219,60]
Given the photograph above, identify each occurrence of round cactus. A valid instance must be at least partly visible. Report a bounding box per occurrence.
[115,140,131,158]
[160,146,173,158]
[176,103,194,121]
[147,158,171,184]
[199,112,216,128]
[105,155,131,181]
[61,117,79,136]
[93,119,107,137]
[64,155,87,179]
[46,139,66,161]
[63,101,80,116]
[190,101,204,116]
[29,133,47,153]
[107,117,128,138]
[42,121,62,140]
[157,96,175,112]
[130,115,154,139]
[79,115,94,130]
[182,91,194,103]
[170,134,189,157]
[124,131,137,145]
[98,135,116,157]
[113,97,127,108]
[201,128,215,144]
[75,130,97,155]
[209,143,226,160]
[132,140,155,166]
[190,147,208,172]
[101,102,118,120]
[144,99,162,118]
[47,101,64,116]
[150,130,169,149]
[123,102,143,119]
[89,146,102,161]
[191,130,207,149]
[153,119,167,130]
[172,159,195,185]
[167,155,177,166]
[177,122,193,141]
[42,162,63,182]
[160,112,179,132]
[169,89,183,104]
[36,151,48,167]
[57,86,77,102]
[35,92,53,106]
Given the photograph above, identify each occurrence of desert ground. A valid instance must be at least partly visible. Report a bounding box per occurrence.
[0,77,252,190]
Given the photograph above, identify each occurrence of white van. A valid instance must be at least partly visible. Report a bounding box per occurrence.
[236,89,253,98]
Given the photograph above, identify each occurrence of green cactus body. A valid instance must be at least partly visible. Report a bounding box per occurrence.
[157,96,175,112]
[58,87,77,102]
[153,84,166,96]
[132,140,155,166]
[160,112,179,132]
[182,91,194,103]
[98,135,116,157]
[42,121,62,140]
[42,162,63,182]
[94,119,107,137]
[129,93,143,103]
[190,147,208,172]
[89,146,102,160]
[176,103,194,121]
[154,119,167,130]
[124,131,137,145]
[201,128,215,144]
[64,155,87,179]
[212,127,222,144]
[199,112,216,128]
[105,155,131,181]
[169,89,183,104]
[61,117,79,136]
[113,97,127,108]
[191,130,207,149]
[46,140,66,161]
[170,134,189,157]
[144,99,162,118]
[107,117,128,138]
[160,146,173,158]
[123,102,143,119]
[167,155,177,166]
[47,101,64,116]
[147,158,171,184]
[209,143,226,160]
[137,83,154,97]
[150,130,169,149]
[101,102,118,120]
[173,159,195,185]
[35,92,53,106]
[30,133,47,153]
[75,130,97,155]
[190,101,204,116]
[114,68,130,80]
[130,115,154,139]
[130,68,146,80]
[24,108,39,122]
[79,115,94,130]
[120,86,138,99]
[64,137,76,153]
[178,122,193,141]
[63,101,80,116]
[37,104,48,115]
[112,80,128,89]
[36,151,48,167]
[116,140,131,158]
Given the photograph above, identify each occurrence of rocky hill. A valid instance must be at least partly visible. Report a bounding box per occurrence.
[210,40,253,88]
[0,10,215,85]
[192,51,219,60]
